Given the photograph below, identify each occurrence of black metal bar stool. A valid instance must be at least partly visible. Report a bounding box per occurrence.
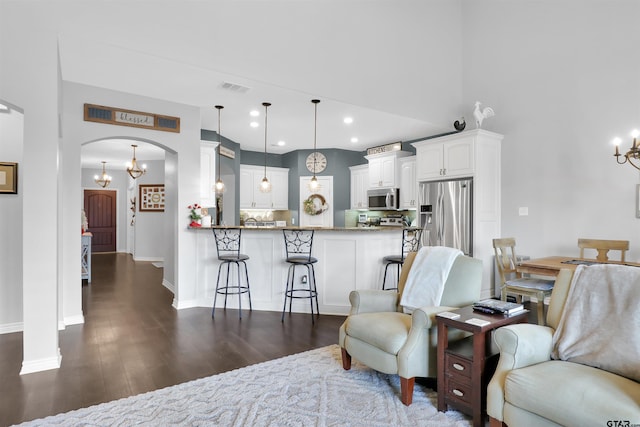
[382,228,423,291]
[212,228,252,318]
[282,229,319,323]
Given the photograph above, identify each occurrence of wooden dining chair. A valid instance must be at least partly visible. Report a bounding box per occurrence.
[578,238,629,262]
[493,238,555,325]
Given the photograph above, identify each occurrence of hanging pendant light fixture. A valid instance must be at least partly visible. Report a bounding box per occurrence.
[94,161,112,188]
[309,99,321,190]
[126,144,147,179]
[214,105,226,194]
[259,102,272,193]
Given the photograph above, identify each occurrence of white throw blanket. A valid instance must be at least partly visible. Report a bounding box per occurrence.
[551,264,640,382]
[399,246,462,313]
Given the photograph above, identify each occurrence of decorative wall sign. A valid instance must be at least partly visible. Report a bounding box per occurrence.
[139,184,165,212]
[0,162,18,194]
[220,145,236,159]
[366,142,402,156]
[84,103,180,133]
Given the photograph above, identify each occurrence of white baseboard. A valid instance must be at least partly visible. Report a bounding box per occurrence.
[20,348,62,375]
[162,279,175,293]
[0,322,23,335]
[133,256,164,262]
[173,298,201,310]
[64,314,85,326]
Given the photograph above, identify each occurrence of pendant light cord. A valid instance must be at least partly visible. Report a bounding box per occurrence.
[263,102,271,177]
[215,105,223,182]
[312,99,320,176]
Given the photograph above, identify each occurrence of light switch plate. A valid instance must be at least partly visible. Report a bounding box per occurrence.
[518,207,529,216]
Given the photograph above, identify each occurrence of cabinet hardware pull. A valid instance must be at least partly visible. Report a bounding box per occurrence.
[453,363,465,371]
[453,389,464,397]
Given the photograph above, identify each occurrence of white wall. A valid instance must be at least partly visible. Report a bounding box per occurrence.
[0,107,24,332]
[133,160,166,261]
[0,3,61,371]
[461,0,640,261]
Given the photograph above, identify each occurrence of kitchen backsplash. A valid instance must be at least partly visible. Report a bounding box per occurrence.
[344,209,417,228]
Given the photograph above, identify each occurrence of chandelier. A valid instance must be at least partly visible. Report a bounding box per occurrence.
[613,130,640,170]
[260,102,272,193]
[94,161,112,188]
[613,129,640,170]
[126,144,147,179]
[214,105,226,194]
[309,99,320,190]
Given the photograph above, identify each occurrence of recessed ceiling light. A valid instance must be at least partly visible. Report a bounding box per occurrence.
[350,137,359,143]
[277,140,286,146]
[250,110,260,117]
[343,117,353,124]
[250,121,259,128]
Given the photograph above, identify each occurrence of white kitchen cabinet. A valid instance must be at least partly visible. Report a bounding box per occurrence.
[365,151,411,188]
[414,137,474,181]
[270,168,289,209]
[412,129,503,300]
[399,156,417,209]
[349,164,368,209]
[240,165,289,209]
[200,141,219,207]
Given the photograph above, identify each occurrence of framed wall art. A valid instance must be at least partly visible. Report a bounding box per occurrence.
[0,162,18,194]
[139,184,165,212]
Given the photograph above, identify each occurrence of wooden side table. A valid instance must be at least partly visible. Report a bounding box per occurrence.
[436,305,529,427]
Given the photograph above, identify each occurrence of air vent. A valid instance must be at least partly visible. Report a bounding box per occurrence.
[220,81,251,93]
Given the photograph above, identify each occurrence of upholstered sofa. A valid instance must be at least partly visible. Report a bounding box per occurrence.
[487,268,640,427]
[339,250,482,405]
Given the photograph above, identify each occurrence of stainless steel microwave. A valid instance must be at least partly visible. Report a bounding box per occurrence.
[367,188,400,210]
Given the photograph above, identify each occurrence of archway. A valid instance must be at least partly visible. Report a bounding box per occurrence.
[80,137,176,296]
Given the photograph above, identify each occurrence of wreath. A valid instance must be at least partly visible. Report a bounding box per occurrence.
[303,194,329,216]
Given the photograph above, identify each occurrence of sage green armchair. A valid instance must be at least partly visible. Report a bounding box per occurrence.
[339,251,482,405]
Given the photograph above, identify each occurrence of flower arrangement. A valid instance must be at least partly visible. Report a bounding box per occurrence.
[188,203,202,227]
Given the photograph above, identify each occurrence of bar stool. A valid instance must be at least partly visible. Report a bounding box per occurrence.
[382,228,422,291]
[282,229,319,323]
[212,228,252,319]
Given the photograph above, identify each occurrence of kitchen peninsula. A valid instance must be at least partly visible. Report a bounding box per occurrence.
[191,226,414,315]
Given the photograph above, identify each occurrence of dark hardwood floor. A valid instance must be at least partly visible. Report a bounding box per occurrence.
[0,253,346,427]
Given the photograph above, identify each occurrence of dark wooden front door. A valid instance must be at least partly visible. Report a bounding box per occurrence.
[84,189,117,252]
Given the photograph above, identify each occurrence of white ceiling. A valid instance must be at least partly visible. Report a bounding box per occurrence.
[62,2,462,168]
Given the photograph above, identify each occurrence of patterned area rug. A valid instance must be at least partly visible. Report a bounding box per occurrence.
[15,345,471,426]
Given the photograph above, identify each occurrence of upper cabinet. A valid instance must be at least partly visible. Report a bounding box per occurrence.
[349,164,368,209]
[200,141,218,208]
[398,156,417,209]
[239,165,289,209]
[365,151,411,188]
[414,137,474,181]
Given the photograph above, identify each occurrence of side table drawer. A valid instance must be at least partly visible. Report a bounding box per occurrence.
[445,377,472,406]
[445,352,472,380]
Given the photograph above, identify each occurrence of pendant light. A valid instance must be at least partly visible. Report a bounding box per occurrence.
[214,105,226,194]
[259,102,272,193]
[126,144,147,179]
[309,99,321,190]
[94,161,112,188]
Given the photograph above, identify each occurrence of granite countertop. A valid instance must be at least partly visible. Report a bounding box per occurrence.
[189,225,420,232]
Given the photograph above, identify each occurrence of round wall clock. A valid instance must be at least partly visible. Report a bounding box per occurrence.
[306,151,327,173]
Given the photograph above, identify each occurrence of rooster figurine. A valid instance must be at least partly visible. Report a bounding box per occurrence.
[473,101,495,129]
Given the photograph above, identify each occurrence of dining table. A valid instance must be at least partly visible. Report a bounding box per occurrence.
[516,256,640,277]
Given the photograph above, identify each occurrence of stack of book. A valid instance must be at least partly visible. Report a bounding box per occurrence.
[472,299,525,315]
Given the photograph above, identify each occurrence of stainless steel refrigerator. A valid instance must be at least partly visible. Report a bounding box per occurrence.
[418,178,473,256]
